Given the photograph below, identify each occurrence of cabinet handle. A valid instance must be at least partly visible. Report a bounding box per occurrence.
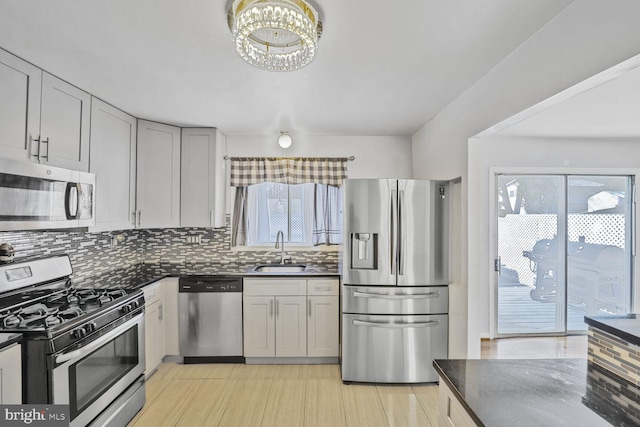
[308,299,311,317]
[132,211,137,226]
[158,304,163,321]
[270,300,274,318]
[40,137,49,161]
[137,210,141,227]
[276,300,279,318]
[32,136,41,159]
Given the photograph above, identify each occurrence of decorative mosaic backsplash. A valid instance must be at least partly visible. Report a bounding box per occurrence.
[585,360,640,426]
[588,327,640,386]
[0,217,340,281]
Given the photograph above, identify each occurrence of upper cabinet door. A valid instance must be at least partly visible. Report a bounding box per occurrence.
[180,128,226,228]
[89,98,137,232]
[136,120,181,229]
[0,48,41,162]
[40,72,91,171]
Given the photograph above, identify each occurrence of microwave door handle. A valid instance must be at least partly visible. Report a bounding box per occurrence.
[65,183,79,220]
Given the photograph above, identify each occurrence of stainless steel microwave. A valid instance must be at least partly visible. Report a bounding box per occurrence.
[0,158,95,231]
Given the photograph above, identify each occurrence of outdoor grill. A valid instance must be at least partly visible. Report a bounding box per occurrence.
[522,237,626,315]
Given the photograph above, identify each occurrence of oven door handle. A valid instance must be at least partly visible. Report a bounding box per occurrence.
[55,312,143,365]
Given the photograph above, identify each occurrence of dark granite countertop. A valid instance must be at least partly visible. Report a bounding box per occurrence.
[434,358,640,427]
[0,333,22,351]
[72,262,339,290]
[584,315,640,347]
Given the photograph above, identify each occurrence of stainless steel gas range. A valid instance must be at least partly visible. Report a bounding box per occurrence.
[0,255,146,427]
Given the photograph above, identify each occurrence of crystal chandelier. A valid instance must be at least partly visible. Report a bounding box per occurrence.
[228,0,323,72]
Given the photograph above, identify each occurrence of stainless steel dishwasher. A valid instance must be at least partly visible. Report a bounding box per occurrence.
[179,276,244,363]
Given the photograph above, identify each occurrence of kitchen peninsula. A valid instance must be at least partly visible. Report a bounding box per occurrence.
[434,315,640,427]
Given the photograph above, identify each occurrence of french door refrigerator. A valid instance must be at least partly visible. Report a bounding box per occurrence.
[341,179,449,383]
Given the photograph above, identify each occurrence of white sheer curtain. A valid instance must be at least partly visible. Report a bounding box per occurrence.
[313,184,343,245]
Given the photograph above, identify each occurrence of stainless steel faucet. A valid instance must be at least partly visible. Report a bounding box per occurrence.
[275,230,289,264]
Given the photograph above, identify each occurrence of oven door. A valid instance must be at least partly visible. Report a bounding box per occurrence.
[51,313,145,427]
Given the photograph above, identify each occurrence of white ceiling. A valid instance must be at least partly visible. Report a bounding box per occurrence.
[491,61,640,139]
[0,0,572,137]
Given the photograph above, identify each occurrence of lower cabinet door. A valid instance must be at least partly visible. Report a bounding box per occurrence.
[0,344,21,403]
[144,300,161,376]
[244,296,276,357]
[308,296,339,357]
[341,314,448,383]
[275,296,307,357]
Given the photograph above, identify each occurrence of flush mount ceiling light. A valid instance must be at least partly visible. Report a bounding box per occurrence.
[278,131,292,148]
[228,0,323,72]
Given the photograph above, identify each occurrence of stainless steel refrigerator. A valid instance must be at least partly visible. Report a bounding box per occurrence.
[341,179,449,383]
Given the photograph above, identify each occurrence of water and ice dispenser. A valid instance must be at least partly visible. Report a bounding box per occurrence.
[350,233,377,270]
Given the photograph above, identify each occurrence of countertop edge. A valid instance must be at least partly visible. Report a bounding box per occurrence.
[0,333,22,351]
[433,359,486,427]
[132,272,341,289]
[584,315,640,347]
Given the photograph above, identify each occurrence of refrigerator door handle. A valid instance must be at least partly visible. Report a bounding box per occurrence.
[353,319,440,329]
[398,189,405,276]
[391,188,397,275]
[353,291,441,300]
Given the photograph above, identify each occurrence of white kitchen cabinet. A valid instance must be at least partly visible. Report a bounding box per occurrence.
[0,48,41,163]
[307,279,339,357]
[39,72,91,171]
[275,296,307,357]
[0,343,22,404]
[162,278,180,357]
[243,278,339,360]
[144,282,166,377]
[438,380,478,427]
[243,295,277,357]
[243,279,307,358]
[89,98,137,232]
[136,120,181,228]
[180,128,227,228]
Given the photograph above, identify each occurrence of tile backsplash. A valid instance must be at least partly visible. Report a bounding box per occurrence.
[0,217,340,280]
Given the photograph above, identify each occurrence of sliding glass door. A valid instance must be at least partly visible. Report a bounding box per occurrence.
[496,174,633,336]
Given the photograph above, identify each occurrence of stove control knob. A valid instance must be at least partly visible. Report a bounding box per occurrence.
[86,322,97,333]
[120,304,131,314]
[131,300,140,309]
[72,328,87,339]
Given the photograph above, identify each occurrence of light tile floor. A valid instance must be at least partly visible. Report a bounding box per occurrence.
[130,335,587,426]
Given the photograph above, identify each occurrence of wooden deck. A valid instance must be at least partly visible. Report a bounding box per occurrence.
[498,285,586,335]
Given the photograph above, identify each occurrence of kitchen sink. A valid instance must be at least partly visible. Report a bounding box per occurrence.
[253,264,307,273]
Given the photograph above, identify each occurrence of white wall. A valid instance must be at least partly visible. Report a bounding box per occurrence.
[226,134,413,179]
[412,0,640,358]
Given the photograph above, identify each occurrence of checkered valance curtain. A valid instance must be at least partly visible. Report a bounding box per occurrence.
[229,157,348,187]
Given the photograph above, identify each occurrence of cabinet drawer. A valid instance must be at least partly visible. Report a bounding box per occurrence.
[307,279,339,296]
[244,279,307,296]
